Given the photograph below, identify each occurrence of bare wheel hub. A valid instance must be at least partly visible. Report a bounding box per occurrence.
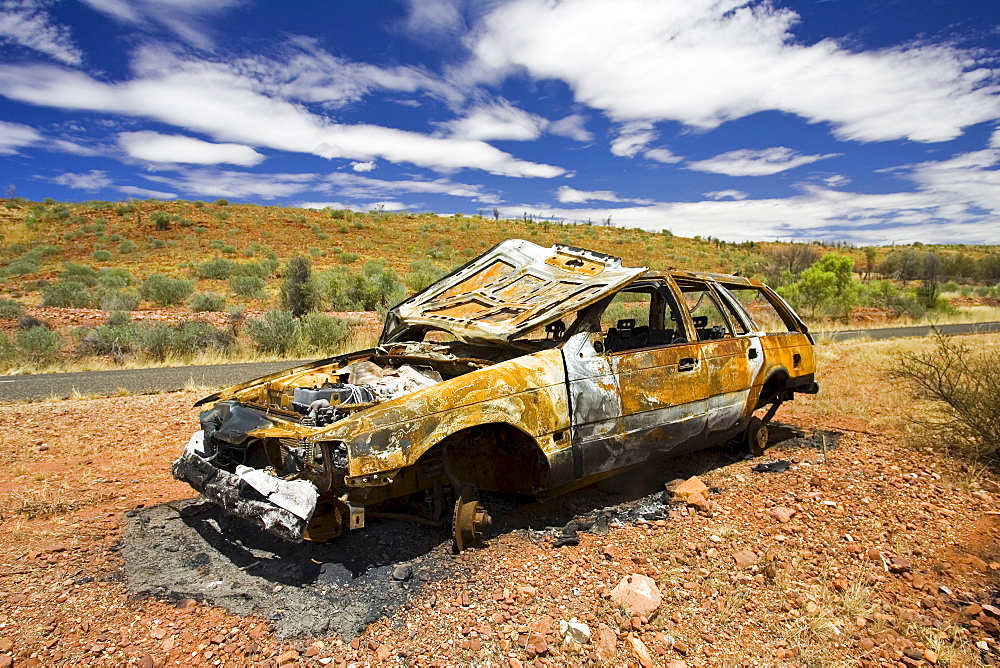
[452,486,491,552]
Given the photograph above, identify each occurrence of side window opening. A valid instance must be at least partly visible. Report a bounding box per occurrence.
[599,284,688,352]
[720,285,800,333]
[679,283,736,341]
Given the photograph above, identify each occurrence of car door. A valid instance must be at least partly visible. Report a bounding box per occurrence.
[564,279,709,478]
[676,279,760,442]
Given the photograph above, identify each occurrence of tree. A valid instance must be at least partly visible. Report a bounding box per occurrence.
[280,255,318,318]
[782,253,858,318]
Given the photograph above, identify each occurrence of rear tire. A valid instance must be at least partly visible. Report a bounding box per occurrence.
[744,416,768,457]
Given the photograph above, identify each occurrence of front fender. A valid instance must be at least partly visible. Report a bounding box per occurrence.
[315,349,571,478]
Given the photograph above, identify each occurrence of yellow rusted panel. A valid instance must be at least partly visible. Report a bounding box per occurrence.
[614,344,706,414]
[310,349,571,478]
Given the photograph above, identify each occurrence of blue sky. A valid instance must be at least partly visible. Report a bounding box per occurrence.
[1,0,999,244]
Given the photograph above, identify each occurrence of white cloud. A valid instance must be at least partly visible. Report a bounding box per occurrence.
[142,168,316,199]
[325,173,501,204]
[688,147,838,176]
[556,185,624,204]
[468,0,1000,143]
[351,161,376,172]
[704,189,748,200]
[548,114,593,142]
[0,0,82,65]
[610,122,655,158]
[0,119,41,154]
[644,147,682,164]
[118,131,265,166]
[0,53,565,178]
[365,200,407,212]
[443,101,546,141]
[402,0,464,38]
[118,185,177,199]
[822,174,850,188]
[497,149,1000,244]
[79,0,245,50]
[52,169,112,191]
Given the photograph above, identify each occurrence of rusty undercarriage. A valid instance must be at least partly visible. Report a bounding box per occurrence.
[173,239,818,549]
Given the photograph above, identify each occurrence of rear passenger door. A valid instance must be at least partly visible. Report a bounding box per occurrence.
[675,279,761,442]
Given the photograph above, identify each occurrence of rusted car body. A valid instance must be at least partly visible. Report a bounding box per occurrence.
[173,239,817,547]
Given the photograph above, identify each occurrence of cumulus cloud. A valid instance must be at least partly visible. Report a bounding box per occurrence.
[119,131,265,166]
[0,0,82,65]
[117,184,177,199]
[0,52,565,178]
[688,147,838,176]
[401,0,464,39]
[468,0,1000,143]
[548,114,593,142]
[704,189,748,200]
[0,119,41,154]
[325,172,501,204]
[351,161,376,172]
[79,0,246,50]
[556,185,624,204]
[443,101,546,141]
[52,169,112,191]
[142,168,316,199]
[645,147,682,164]
[610,122,656,158]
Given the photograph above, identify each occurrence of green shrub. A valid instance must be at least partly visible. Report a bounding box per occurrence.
[337,251,360,264]
[140,274,194,306]
[229,275,267,299]
[151,211,173,230]
[247,310,300,355]
[214,198,229,206]
[300,313,350,353]
[0,299,24,320]
[99,290,140,312]
[141,321,233,361]
[41,281,98,308]
[91,249,113,262]
[196,257,235,280]
[231,261,271,279]
[79,320,140,360]
[114,203,133,216]
[405,259,448,293]
[4,256,41,276]
[190,292,226,312]
[97,267,135,289]
[118,240,138,254]
[280,256,318,317]
[60,263,98,286]
[320,261,405,312]
[0,334,16,365]
[15,326,61,366]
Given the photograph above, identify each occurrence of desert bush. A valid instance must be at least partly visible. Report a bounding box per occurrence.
[319,261,405,312]
[405,259,448,293]
[280,255,318,317]
[15,326,61,366]
[41,280,99,308]
[247,310,300,355]
[60,263,98,286]
[196,257,235,280]
[889,332,1000,468]
[0,299,24,320]
[140,274,194,306]
[859,280,926,320]
[0,334,16,366]
[118,239,138,254]
[231,261,271,279]
[91,249,113,262]
[151,211,173,230]
[190,292,226,312]
[229,275,267,299]
[3,254,41,276]
[300,313,349,353]
[141,321,233,361]
[214,198,229,206]
[79,319,140,361]
[97,267,135,289]
[99,290,140,312]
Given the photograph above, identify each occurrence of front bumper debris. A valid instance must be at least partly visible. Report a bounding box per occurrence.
[171,431,318,542]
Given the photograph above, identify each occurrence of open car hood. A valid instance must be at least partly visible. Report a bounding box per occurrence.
[381,239,647,345]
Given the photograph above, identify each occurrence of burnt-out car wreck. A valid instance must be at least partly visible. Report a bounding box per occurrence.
[173,239,818,549]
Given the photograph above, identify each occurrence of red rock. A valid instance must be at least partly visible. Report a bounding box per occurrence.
[859,638,875,651]
[0,640,10,653]
[983,604,1000,617]
[594,624,617,664]
[210,634,225,644]
[768,507,796,523]
[673,638,689,655]
[375,645,392,660]
[924,648,939,663]
[686,492,710,512]
[610,574,662,616]
[276,650,299,665]
[0,657,12,668]
[627,634,654,668]
[138,655,154,668]
[524,632,548,657]
[965,603,983,616]
[671,477,709,501]
[888,556,911,573]
[733,549,759,569]
[666,661,689,668]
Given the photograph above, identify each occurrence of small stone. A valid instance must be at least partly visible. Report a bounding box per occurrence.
[558,618,591,644]
[524,632,548,657]
[176,598,197,610]
[859,639,875,651]
[305,645,319,657]
[903,647,924,661]
[138,655,154,668]
[983,604,1000,617]
[982,480,1000,494]
[965,603,983,616]
[594,624,617,664]
[0,657,12,668]
[0,640,11,653]
[924,648,939,663]
[671,476,709,501]
[210,634,225,644]
[888,556,911,573]
[628,634,654,668]
[732,549,759,569]
[686,492,710,512]
[610,574,662,616]
[673,638,688,655]
[391,564,412,581]
[375,645,392,661]
[276,649,299,665]
[768,507,796,523]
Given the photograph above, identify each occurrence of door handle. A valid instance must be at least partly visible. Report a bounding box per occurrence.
[678,358,697,372]
[748,348,758,359]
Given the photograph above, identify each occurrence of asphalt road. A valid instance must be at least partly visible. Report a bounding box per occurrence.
[2,321,999,402]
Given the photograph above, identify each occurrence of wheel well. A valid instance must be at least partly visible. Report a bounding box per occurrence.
[428,423,549,496]
[756,371,789,410]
